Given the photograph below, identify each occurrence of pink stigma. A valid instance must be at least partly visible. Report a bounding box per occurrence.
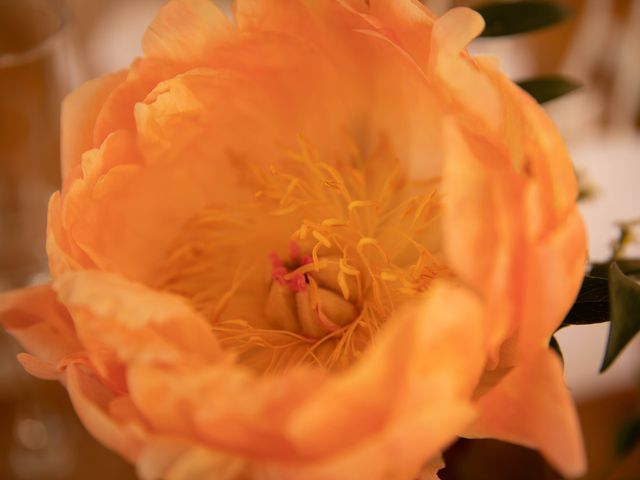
[269,242,310,293]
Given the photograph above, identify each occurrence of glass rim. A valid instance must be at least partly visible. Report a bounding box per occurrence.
[0,0,70,69]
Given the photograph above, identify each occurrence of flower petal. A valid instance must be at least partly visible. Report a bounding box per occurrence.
[127,361,326,459]
[61,71,127,179]
[142,0,233,63]
[429,8,500,128]
[467,349,586,478]
[54,270,223,367]
[163,447,248,480]
[272,404,472,480]
[286,281,485,473]
[66,364,145,462]
[0,285,81,369]
[441,121,525,357]
[516,209,586,358]
[16,353,62,380]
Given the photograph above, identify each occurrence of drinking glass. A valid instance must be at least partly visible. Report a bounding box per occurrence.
[1,1,75,478]
[0,0,72,291]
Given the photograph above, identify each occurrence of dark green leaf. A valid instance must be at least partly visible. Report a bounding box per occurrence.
[590,259,640,279]
[475,1,572,37]
[600,262,640,372]
[562,275,609,327]
[517,75,581,104]
[549,336,563,364]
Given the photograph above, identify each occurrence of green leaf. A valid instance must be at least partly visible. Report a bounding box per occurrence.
[590,259,640,279]
[475,1,572,37]
[517,75,581,104]
[600,262,640,372]
[562,275,610,327]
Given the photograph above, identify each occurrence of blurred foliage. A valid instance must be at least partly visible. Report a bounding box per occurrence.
[616,416,640,458]
[600,262,640,372]
[562,255,640,373]
[474,1,572,37]
[516,75,581,104]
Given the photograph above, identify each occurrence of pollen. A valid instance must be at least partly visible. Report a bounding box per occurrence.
[156,138,447,373]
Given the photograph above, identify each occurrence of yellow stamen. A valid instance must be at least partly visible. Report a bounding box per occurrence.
[156,139,445,373]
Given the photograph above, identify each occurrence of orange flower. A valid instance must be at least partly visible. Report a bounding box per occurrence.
[1,1,587,478]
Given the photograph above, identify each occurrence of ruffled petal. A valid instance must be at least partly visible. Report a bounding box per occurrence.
[516,209,586,358]
[0,285,81,370]
[66,364,145,462]
[127,360,326,458]
[93,59,183,146]
[340,0,437,75]
[283,281,485,478]
[54,270,223,368]
[235,0,443,179]
[61,71,127,179]
[467,349,586,478]
[472,56,580,231]
[441,121,525,357]
[142,0,233,63]
[271,404,472,480]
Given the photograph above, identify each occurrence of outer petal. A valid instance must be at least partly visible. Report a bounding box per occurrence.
[0,285,81,372]
[441,55,586,364]
[269,404,472,480]
[93,59,183,146]
[517,209,586,357]
[236,0,437,70]
[65,364,146,463]
[163,447,249,480]
[467,349,587,478]
[47,191,95,276]
[54,270,223,369]
[281,281,486,480]
[441,121,525,358]
[59,130,216,283]
[127,362,325,458]
[142,0,233,63]
[94,0,230,145]
[61,70,127,179]
[136,440,235,480]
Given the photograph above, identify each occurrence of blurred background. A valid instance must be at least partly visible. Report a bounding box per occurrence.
[0,0,638,478]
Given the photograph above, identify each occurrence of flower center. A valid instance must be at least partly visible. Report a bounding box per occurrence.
[156,139,447,372]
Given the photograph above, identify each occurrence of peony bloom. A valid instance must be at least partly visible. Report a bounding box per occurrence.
[1,0,587,478]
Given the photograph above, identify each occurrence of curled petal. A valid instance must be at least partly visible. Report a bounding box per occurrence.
[128,362,325,457]
[287,281,486,474]
[429,8,500,128]
[66,364,145,463]
[0,285,81,369]
[432,7,484,57]
[441,121,524,357]
[54,270,223,367]
[61,71,127,179]
[272,404,472,480]
[16,353,62,380]
[467,349,586,478]
[517,209,587,358]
